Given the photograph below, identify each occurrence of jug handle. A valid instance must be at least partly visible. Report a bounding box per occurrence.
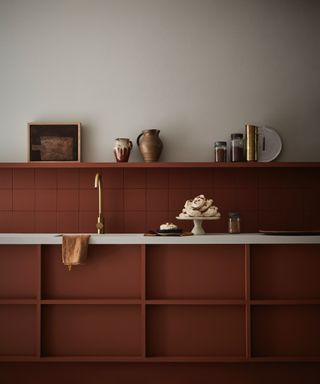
[136,133,143,147]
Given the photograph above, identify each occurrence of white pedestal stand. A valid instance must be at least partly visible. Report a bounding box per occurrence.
[176,216,220,235]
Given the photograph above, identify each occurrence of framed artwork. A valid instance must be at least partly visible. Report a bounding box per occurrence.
[28,122,81,162]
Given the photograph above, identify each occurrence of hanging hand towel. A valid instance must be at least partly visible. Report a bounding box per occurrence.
[62,235,90,271]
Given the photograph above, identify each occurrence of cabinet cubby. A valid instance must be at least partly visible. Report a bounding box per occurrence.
[41,245,141,299]
[146,305,246,357]
[251,305,320,357]
[41,304,141,357]
[251,245,320,300]
[0,245,38,299]
[146,245,245,300]
[0,305,37,356]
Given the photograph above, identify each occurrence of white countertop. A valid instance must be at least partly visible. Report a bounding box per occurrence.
[0,233,320,245]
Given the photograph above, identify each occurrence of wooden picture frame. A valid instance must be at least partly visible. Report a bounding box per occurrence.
[28,122,81,162]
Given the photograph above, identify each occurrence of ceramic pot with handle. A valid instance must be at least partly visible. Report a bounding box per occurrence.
[136,129,163,162]
[113,138,133,162]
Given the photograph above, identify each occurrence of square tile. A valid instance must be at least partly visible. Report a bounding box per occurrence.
[213,169,237,189]
[57,169,79,189]
[191,169,214,188]
[35,190,57,211]
[35,169,57,189]
[79,190,99,211]
[102,169,124,189]
[240,211,258,232]
[168,189,192,211]
[234,169,258,189]
[104,189,124,211]
[146,189,168,211]
[79,212,97,233]
[104,211,124,233]
[124,189,146,211]
[169,169,192,189]
[303,189,320,213]
[35,212,57,233]
[13,190,35,211]
[0,190,12,211]
[124,169,146,189]
[124,211,146,233]
[235,189,258,211]
[211,189,236,212]
[12,212,35,232]
[0,169,12,189]
[0,212,12,232]
[13,169,35,189]
[57,190,79,211]
[147,169,168,189]
[57,212,79,233]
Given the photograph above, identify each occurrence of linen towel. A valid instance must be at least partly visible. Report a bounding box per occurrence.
[62,235,90,271]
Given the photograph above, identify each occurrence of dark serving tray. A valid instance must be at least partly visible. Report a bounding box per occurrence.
[259,230,320,236]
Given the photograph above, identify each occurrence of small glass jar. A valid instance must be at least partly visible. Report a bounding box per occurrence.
[228,212,241,233]
[214,141,227,162]
[230,133,244,162]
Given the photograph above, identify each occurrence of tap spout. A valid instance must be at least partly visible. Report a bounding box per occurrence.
[94,173,104,233]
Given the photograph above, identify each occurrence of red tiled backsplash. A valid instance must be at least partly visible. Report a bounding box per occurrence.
[0,167,319,233]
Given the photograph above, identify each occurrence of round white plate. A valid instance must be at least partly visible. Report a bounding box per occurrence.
[257,126,282,162]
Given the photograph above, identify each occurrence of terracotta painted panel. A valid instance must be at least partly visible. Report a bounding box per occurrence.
[42,305,141,356]
[0,245,38,299]
[147,245,245,299]
[0,305,36,356]
[252,305,320,357]
[251,245,320,299]
[42,245,141,299]
[147,305,246,356]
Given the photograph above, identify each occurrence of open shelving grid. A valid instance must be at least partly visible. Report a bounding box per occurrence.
[1,241,320,363]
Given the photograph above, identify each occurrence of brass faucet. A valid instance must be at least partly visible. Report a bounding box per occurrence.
[94,173,104,234]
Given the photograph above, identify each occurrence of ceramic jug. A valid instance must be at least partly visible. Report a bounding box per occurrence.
[113,138,133,162]
[136,129,163,162]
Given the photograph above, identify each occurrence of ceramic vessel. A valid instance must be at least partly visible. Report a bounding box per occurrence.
[137,129,163,162]
[113,138,133,162]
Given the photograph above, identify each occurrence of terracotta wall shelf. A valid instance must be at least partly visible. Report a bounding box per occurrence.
[0,162,320,169]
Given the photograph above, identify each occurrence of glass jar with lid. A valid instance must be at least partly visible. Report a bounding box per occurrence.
[214,141,227,162]
[228,212,241,233]
[230,133,244,162]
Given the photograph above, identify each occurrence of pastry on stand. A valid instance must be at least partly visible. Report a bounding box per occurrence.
[177,194,221,235]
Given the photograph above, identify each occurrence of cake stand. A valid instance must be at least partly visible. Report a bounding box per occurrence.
[176,216,220,235]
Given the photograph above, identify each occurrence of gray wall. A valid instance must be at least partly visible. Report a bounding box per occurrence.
[0,0,319,162]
